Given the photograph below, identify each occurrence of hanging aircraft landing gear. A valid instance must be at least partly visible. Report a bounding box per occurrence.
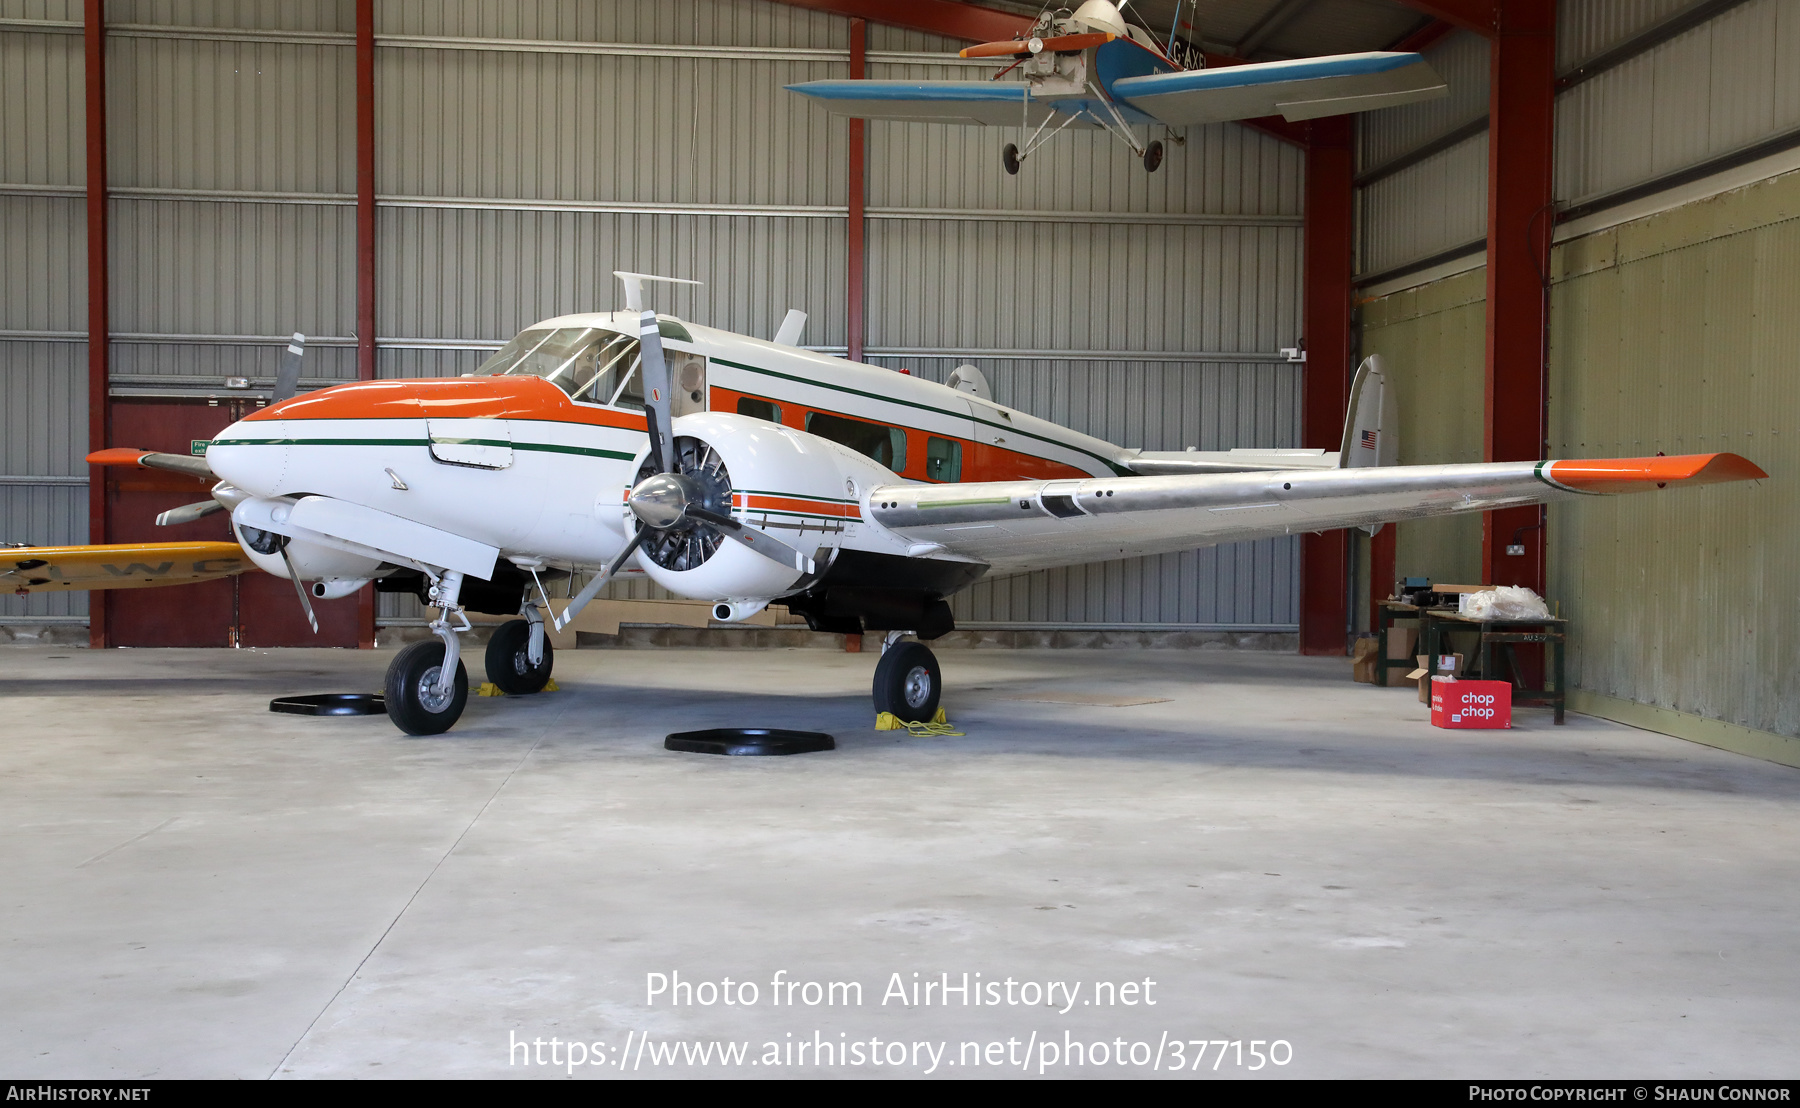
[1142,140,1164,173]
[485,616,554,695]
[872,636,942,723]
[385,569,471,735]
[1002,142,1022,175]
[385,639,469,735]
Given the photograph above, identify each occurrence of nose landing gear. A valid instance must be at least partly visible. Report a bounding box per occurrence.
[385,569,472,735]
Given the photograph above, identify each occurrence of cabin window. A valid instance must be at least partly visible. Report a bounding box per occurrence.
[737,397,782,424]
[479,326,643,409]
[805,411,906,471]
[925,436,962,482]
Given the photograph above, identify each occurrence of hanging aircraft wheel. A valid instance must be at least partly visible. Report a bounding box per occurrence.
[872,640,942,724]
[484,618,555,695]
[384,639,469,736]
[1143,140,1164,173]
[1002,142,1021,176]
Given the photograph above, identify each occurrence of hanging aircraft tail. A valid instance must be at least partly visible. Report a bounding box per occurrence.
[1120,355,1398,477]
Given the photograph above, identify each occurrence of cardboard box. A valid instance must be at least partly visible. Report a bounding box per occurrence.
[1381,627,1419,686]
[1430,677,1512,729]
[1407,653,1464,703]
[1350,636,1379,683]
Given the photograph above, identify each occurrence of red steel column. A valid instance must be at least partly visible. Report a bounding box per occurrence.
[1482,0,1555,592]
[84,0,109,649]
[1299,116,1355,655]
[846,17,867,363]
[355,0,378,647]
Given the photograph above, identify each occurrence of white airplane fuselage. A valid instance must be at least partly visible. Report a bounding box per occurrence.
[205,310,1125,611]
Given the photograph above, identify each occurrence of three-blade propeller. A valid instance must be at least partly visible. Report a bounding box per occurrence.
[552,274,815,632]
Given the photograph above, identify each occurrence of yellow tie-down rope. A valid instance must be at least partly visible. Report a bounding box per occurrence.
[875,708,963,737]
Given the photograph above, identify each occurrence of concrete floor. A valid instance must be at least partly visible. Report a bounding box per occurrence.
[3,644,1798,1080]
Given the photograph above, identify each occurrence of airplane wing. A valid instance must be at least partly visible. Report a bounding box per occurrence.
[867,453,1766,575]
[1113,52,1447,126]
[784,80,1071,127]
[2,541,249,593]
[87,446,216,481]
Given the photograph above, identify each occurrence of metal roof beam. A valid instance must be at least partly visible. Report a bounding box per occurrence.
[1234,0,1317,58]
[1391,1,1498,37]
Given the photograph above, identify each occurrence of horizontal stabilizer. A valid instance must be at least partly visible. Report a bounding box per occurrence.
[1126,448,1336,476]
[1113,52,1446,127]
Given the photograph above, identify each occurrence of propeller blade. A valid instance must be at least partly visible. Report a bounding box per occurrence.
[637,310,675,475]
[271,333,306,402]
[154,499,225,527]
[278,545,319,634]
[552,527,650,632]
[688,507,816,575]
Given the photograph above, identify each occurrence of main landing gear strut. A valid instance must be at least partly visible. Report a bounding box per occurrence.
[872,630,942,723]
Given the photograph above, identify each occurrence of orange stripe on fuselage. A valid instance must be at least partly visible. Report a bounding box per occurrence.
[1546,453,1768,492]
[245,375,648,431]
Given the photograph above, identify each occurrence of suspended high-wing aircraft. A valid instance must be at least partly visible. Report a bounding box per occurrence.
[40,271,1764,737]
[787,0,1448,173]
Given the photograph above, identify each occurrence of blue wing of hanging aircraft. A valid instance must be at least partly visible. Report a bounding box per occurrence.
[788,50,1445,128]
[1112,52,1447,125]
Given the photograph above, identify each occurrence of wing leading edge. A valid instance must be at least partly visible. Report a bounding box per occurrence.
[868,453,1766,575]
[784,81,1070,127]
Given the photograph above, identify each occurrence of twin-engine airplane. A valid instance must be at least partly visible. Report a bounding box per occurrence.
[787,0,1447,173]
[13,271,1766,737]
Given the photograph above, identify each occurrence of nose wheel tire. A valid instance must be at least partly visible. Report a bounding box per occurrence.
[872,641,942,724]
[484,618,554,695]
[384,639,469,735]
[1002,142,1021,175]
[1142,140,1164,173]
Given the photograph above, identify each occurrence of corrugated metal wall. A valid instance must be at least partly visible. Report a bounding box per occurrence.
[2,0,1304,632]
[1,12,87,619]
[1356,29,1490,280]
[1548,169,1800,737]
[1358,0,1800,285]
[1556,0,1800,208]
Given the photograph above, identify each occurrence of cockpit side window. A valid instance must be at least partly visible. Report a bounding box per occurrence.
[478,326,643,410]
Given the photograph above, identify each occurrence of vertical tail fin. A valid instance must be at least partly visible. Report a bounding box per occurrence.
[1339,355,1398,469]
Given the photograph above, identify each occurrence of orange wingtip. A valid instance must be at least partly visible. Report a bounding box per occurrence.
[85,447,154,467]
[1543,453,1768,492]
[959,32,1113,58]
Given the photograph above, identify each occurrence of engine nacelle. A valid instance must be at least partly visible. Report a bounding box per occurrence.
[623,412,891,602]
[231,498,387,583]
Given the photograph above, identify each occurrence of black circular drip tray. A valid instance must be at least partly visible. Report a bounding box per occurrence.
[270,693,387,716]
[665,728,835,756]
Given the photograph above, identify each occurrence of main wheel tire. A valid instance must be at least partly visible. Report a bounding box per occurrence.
[872,641,942,724]
[484,618,554,695]
[384,639,469,735]
[1002,142,1022,175]
[1143,139,1164,173]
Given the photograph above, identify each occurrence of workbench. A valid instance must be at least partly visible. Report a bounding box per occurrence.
[1417,609,1567,724]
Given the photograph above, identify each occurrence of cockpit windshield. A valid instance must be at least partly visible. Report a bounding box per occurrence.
[476,326,644,409]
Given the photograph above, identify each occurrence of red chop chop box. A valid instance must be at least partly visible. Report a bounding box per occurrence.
[1430,678,1512,729]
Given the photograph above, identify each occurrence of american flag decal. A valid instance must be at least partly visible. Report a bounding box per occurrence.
[1360,429,1379,450]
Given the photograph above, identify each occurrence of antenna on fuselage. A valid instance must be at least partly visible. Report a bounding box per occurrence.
[613,271,703,312]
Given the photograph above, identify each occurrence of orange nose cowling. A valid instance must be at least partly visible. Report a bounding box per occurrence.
[242,375,574,423]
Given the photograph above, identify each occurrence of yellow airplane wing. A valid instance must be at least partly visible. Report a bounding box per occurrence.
[2,541,249,593]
